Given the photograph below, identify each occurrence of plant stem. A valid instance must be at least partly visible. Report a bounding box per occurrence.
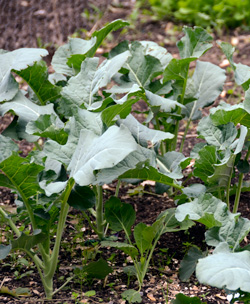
[52,276,74,296]
[155,116,166,155]
[140,223,165,286]
[34,141,42,151]
[0,207,21,237]
[226,155,236,211]
[233,148,250,213]
[171,65,189,151]
[42,178,75,299]
[96,185,104,239]
[233,172,244,213]
[115,179,121,197]
[179,119,191,153]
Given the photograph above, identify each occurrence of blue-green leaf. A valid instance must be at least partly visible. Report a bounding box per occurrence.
[177,26,213,59]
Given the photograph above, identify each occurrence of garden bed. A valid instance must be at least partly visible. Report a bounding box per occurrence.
[1,2,250,304]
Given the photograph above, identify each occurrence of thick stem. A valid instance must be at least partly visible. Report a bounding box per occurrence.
[42,178,75,299]
[171,66,189,151]
[226,155,236,211]
[96,185,104,239]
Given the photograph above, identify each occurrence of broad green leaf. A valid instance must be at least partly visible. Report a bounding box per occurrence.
[182,184,207,198]
[179,247,204,282]
[68,125,137,186]
[44,135,77,167]
[121,289,142,303]
[0,135,19,162]
[235,63,250,88]
[51,37,96,76]
[96,145,156,185]
[119,164,181,188]
[177,26,213,59]
[0,48,48,74]
[118,114,173,147]
[81,258,113,279]
[171,293,206,304]
[218,41,250,88]
[145,90,184,112]
[243,87,250,113]
[0,91,53,120]
[0,244,12,260]
[104,197,135,236]
[101,241,138,258]
[140,41,172,69]
[193,145,217,183]
[229,125,247,155]
[0,48,48,102]
[61,57,99,108]
[134,223,153,255]
[210,101,250,128]
[123,265,137,277]
[196,243,250,293]
[183,61,226,120]
[197,116,237,150]
[175,193,238,228]
[84,290,96,297]
[11,230,46,252]
[26,114,68,144]
[125,41,162,87]
[217,41,235,67]
[0,153,44,199]
[157,208,194,233]
[0,91,56,139]
[108,40,129,58]
[105,83,141,102]
[194,145,235,189]
[163,58,195,82]
[68,185,96,211]
[66,20,129,72]
[44,110,103,167]
[66,108,103,137]
[14,61,61,105]
[85,19,129,58]
[39,180,68,197]
[102,97,138,127]
[207,153,235,187]
[157,151,191,179]
[205,217,250,250]
[0,73,18,102]
[0,286,30,297]
[0,230,46,260]
[237,159,250,174]
[63,52,130,109]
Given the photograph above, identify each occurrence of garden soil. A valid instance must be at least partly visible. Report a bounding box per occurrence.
[1,1,250,303]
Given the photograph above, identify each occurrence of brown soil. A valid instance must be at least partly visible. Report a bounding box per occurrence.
[1,1,250,304]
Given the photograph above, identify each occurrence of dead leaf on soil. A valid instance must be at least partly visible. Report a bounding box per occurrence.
[147,293,156,301]
[216,294,227,300]
[219,59,230,68]
[0,286,31,297]
[231,37,239,46]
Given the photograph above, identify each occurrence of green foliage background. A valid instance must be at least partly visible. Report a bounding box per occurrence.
[138,0,250,30]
